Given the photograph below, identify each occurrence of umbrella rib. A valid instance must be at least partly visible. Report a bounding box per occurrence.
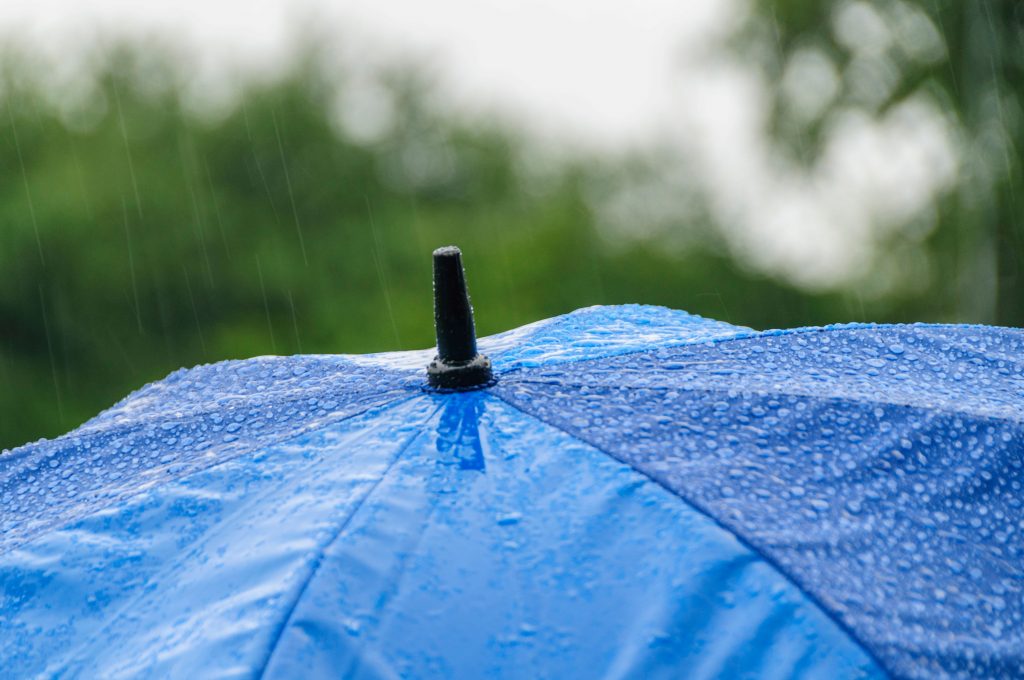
[27,391,427,675]
[493,321,1024,377]
[489,389,896,679]
[0,389,421,555]
[22,387,425,675]
[253,398,444,679]
[499,377,1024,426]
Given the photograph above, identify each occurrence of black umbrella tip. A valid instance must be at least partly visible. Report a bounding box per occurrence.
[433,245,462,258]
[427,246,493,390]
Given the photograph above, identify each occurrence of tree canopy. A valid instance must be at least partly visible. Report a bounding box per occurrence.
[2,1,1022,449]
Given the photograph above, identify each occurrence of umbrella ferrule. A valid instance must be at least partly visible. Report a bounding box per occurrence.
[427,246,493,389]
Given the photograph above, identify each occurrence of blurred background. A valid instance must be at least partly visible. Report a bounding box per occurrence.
[1,0,1021,449]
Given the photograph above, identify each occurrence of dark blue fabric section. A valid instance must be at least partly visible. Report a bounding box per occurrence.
[0,356,419,554]
[494,324,1024,680]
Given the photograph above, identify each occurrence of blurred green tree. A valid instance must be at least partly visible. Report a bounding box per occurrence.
[746,0,1023,322]
[1,1,1021,449]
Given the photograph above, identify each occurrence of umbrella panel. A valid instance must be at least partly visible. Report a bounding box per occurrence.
[2,393,880,679]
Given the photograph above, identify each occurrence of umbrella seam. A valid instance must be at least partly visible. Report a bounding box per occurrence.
[489,389,895,680]
[68,383,421,440]
[72,356,380,432]
[252,399,444,679]
[0,390,421,557]
[24,392,429,675]
[499,378,1024,426]
[493,322,1024,378]
[1,386,418,474]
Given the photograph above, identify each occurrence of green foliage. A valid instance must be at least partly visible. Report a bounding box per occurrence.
[0,4,1020,449]
[746,0,1024,323]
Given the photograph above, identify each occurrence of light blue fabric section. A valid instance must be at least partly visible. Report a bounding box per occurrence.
[486,304,752,370]
[0,398,437,678]
[0,392,881,679]
[261,393,882,679]
[0,355,415,555]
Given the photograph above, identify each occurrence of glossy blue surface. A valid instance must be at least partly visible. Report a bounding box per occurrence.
[0,397,879,679]
[496,322,1024,679]
[262,393,879,680]
[2,305,1020,679]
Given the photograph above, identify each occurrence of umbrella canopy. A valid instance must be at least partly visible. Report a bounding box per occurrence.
[2,252,1022,679]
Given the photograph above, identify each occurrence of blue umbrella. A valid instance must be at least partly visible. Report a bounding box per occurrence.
[1,247,1021,679]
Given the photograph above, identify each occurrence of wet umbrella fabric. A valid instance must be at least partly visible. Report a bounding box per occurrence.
[1,305,1021,679]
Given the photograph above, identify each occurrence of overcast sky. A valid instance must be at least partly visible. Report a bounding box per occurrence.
[0,0,960,291]
[0,0,729,145]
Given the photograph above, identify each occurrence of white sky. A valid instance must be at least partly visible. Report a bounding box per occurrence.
[0,0,960,291]
[0,0,728,145]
